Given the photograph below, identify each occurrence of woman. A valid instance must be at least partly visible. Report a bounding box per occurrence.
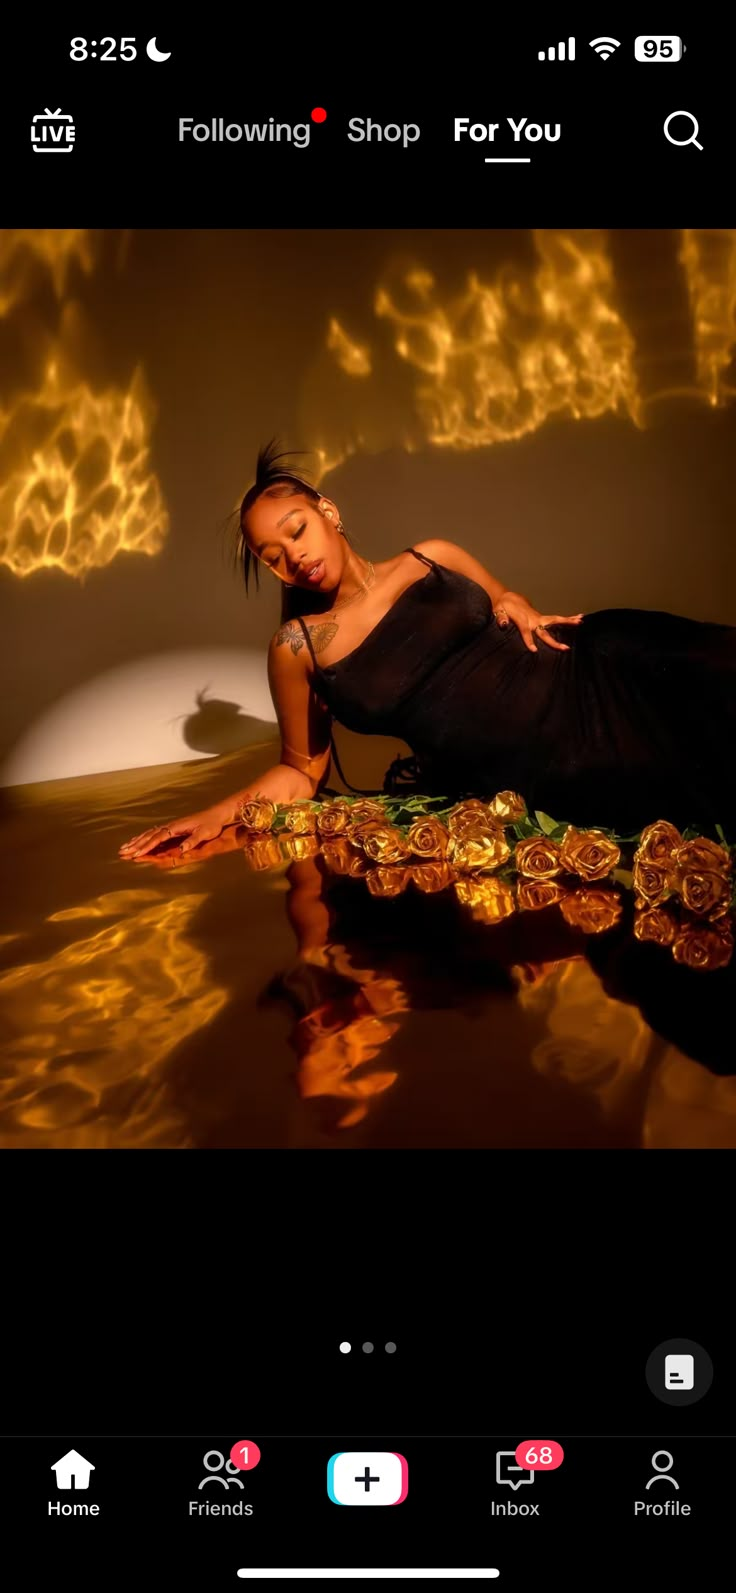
[120,443,736,860]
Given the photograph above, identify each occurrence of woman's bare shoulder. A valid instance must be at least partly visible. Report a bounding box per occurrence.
[269,616,339,661]
[411,538,467,566]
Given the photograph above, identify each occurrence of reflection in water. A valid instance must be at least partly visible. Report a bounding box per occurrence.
[264,843,736,1145]
[1,750,735,1148]
[0,888,227,1147]
[514,958,653,1120]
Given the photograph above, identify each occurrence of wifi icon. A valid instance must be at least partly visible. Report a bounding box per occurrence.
[589,36,621,59]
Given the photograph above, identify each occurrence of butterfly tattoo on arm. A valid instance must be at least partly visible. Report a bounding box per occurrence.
[276,621,339,656]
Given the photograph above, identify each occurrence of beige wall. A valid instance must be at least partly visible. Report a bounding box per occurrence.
[1,227,734,783]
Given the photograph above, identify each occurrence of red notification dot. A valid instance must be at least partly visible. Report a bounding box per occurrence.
[515,1440,564,1472]
[229,1439,261,1471]
[311,107,327,123]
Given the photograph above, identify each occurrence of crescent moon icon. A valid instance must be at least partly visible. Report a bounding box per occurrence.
[146,37,171,61]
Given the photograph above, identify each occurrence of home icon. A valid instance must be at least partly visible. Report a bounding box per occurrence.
[51,1450,95,1490]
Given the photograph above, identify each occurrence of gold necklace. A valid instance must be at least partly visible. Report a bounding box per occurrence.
[330,560,375,613]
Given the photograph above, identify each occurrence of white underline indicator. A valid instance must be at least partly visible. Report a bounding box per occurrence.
[484,157,531,163]
[236,1573,501,1581]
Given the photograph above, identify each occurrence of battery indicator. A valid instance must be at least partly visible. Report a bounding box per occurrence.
[635,36,685,61]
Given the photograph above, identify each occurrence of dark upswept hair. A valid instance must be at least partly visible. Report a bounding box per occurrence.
[236,440,351,623]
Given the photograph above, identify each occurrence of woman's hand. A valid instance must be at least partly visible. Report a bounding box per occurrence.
[125,827,245,869]
[118,800,234,861]
[494,591,584,653]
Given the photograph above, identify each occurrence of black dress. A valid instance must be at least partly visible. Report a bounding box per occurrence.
[295,548,736,837]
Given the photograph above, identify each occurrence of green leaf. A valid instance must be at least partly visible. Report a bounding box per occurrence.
[534,810,559,836]
[716,823,726,843]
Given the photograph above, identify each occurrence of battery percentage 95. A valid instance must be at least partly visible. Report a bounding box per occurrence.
[634,36,686,60]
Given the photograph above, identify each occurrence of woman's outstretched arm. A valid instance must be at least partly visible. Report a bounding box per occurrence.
[119,626,333,859]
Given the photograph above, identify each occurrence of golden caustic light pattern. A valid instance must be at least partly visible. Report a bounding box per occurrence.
[326,317,372,376]
[0,889,227,1147]
[316,228,736,473]
[0,227,94,316]
[679,229,736,406]
[0,361,169,578]
[375,231,642,447]
[318,231,642,464]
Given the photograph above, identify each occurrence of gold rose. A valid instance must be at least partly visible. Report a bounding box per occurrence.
[514,836,563,879]
[447,801,501,842]
[559,826,620,882]
[284,803,319,835]
[238,796,277,832]
[632,859,671,907]
[448,831,511,872]
[635,820,683,867]
[488,790,527,823]
[675,869,732,920]
[352,821,411,864]
[406,817,450,858]
[674,837,732,876]
[316,802,352,837]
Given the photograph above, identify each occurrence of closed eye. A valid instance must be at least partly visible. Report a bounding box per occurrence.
[266,523,306,567]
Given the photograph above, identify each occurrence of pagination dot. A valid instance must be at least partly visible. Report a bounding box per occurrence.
[362,1341,374,1353]
[385,1341,397,1353]
[339,1341,351,1354]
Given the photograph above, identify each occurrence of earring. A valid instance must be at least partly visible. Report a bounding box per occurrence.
[337,519,346,535]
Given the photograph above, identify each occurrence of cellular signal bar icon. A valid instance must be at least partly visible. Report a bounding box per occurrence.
[538,37,575,61]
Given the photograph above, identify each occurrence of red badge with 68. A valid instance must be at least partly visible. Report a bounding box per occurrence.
[515,1440,564,1471]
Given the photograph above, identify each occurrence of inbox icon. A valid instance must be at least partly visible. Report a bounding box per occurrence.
[665,1354,694,1390]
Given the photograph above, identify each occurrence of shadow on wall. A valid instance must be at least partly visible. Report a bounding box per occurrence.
[177,689,276,756]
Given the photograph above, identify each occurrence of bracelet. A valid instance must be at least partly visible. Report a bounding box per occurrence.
[282,742,324,771]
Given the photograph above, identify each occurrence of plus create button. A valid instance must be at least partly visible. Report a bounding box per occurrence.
[327,1452,409,1506]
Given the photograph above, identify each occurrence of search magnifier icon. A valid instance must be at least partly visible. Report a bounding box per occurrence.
[664,110,703,150]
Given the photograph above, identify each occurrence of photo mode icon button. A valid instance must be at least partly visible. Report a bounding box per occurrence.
[645,1338,713,1406]
[327,1452,408,1506]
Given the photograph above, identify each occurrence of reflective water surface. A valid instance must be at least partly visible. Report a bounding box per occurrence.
[2,743,735,1149]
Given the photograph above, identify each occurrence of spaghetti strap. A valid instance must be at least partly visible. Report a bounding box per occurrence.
[405,546,437,569]
[295,614,318,668]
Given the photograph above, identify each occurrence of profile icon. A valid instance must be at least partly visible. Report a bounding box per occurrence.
[198,1450,244,1489]
[645,1450,679,1490]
